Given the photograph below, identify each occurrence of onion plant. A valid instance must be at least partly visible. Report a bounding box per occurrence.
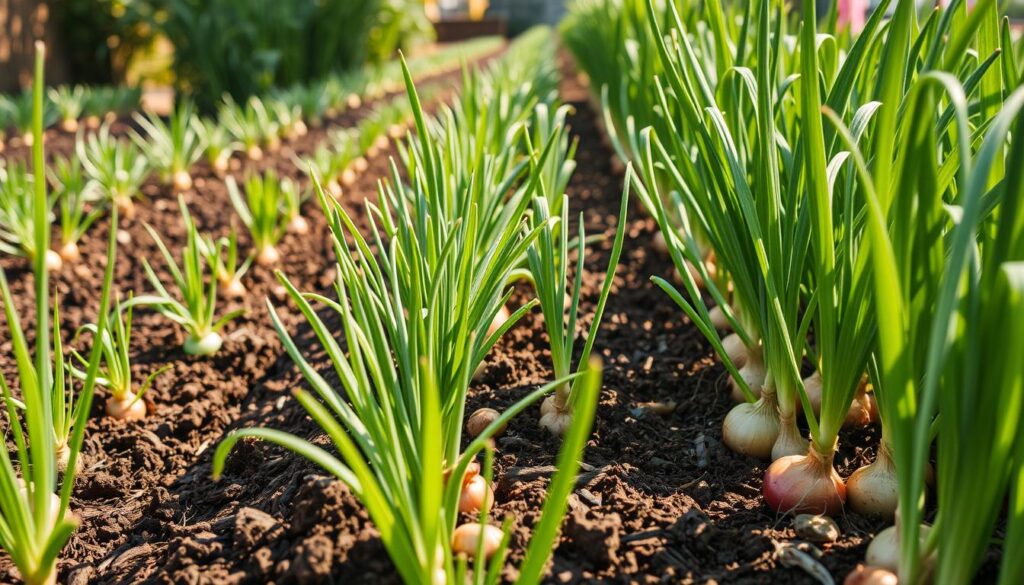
[200,226,253,299]
[47,86,87,133]
[0,161,62,271]
[530,174,629,436]
[218,97,267,160]
[131,100,206,192]
[76,123,151,218]
[49,154,103,264]
[195,118,238,176]
[72,295,171,421]
[226,169,294,266]
[0,43,117,585]
[134,198,245,356]
[0,89,56,147]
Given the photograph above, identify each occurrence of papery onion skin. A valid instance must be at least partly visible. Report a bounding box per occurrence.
[58,241,81,263]
[44,249,64,272]
[173,170,193,192]
[763,448,845,515]
[486,305,511,337]
[221,278,247,299]
[105,393,147,421]
[539,393,572,436]
[771,415,807,460]
[844,566,898,585]
[256,245,281,267]
[728,353,765,403]
[865,524,933,575]
[708,304,731,331]
[721,333,748,368]
[466,408,505,438]
[451,523,503,559]
[184,331,224,356]
[847,443,898,518]
[458,474,494,515]
[722,397,779,459]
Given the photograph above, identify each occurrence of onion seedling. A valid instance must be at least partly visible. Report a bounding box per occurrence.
[269,98,307,141]
[0,161,63,271]
[200,226,253,299]
[226,170,292,266]
[47,86,87,133]
[0,43,117,585]
[218,96,266,160]
[49,154,104,264]
[71,296,171,421]
[1,89,56,147]
[76,122,151,218]
[195,118,239,177]
[529,178,629,436]
[134,198,245,356]
[131,100,206,192]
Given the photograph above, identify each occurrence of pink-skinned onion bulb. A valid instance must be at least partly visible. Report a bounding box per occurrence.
[763,446,845,515]
[105,392,147,421]
[451,523,503,559]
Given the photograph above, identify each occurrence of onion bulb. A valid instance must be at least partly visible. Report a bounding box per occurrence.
[172,170,193,192]
[353,157,369,173]
[865,524,934,575]
[115,195,136,219]
[55,442,81,473]
[44,249,63,272]
[721,333,748,368]
[451,523,502,559]
[771,416,808,460]
[340,168,357,187]
[722,397,779,459]
[105,392,147,421]
[221,277,247,299]
[374,135,390,152]
[847,444,898,518]
[327,179,343,199]
[246,145,263,161]
[256,244,281,267]
[58,241,81,263]
[265,136,281,153]
[798,372,875,428]
[708,304,730,331]
[466,408,505,438]
[763,447,845,515]
[539,393,572,436]
[651,231,668,254]
[728,350,765,403]
[486,305,510,337]
[61,118,79,133]
[287,215,310,235]
[346,94,362,109]
[184,331,223,356]
[213,156,230,177]
[844,566,898,585]
[458,474,494,515]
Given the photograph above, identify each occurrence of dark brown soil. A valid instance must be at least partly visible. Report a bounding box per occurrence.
[0,50,895,585]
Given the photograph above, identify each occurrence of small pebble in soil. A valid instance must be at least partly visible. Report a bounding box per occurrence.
[793,513,841,543]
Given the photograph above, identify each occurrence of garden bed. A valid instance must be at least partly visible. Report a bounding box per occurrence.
[1,50,908,585]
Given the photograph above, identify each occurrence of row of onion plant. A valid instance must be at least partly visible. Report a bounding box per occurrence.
[214,26,623,583]
[0,43,119,585]
[564,0,1024,582]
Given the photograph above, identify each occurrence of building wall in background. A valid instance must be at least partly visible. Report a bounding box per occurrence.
[487,0,566,35]
[0,0,69,92]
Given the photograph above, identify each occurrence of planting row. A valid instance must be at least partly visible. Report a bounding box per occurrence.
[564,0,1024,583]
